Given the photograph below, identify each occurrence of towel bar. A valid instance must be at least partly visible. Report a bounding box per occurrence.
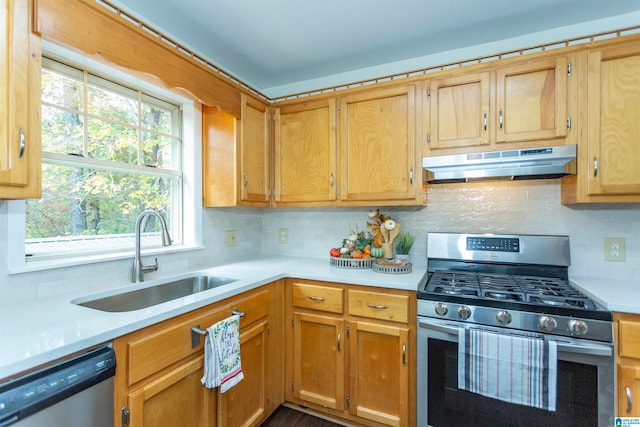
[191,310,246,337]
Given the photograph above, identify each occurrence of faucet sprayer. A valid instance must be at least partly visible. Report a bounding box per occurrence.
[131,209,172,283]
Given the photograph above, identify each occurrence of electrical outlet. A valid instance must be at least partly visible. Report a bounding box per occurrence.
[604,237,625,262]
[224,230,237,247]
[279,228,289,244]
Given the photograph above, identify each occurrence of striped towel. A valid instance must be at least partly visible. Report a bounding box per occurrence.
[458,328,557,411]
[201,314,244,392]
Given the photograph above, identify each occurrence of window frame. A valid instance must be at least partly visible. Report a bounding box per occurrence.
[7,41,203,274]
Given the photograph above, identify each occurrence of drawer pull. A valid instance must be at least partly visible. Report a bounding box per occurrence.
[231,309,246,317]
[627,386,633,413]
[308,296,325,301]
[367,303,387,309]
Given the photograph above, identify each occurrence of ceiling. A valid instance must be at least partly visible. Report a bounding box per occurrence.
[111,0,640,93]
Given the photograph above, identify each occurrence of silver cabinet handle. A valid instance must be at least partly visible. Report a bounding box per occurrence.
[337,333,341,351]
[18,128,26,158]
[308,296,325,301]
[329,173,333,188]
[499,110,504,129]
[402,344,406,365]
[627,386,633,413]
[593,157,598,177]
[409,168,413,185]
[243,172,248,187]
[367,303,387,309]
[231,309,245,317]
[483,112,487,131]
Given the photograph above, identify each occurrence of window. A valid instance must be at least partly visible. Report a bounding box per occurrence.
[25,57,184,260]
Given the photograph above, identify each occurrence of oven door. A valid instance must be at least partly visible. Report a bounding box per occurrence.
[417,317,615,427]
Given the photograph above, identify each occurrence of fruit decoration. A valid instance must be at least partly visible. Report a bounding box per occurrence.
[328,209,402,259]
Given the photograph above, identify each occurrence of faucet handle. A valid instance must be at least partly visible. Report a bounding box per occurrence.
[141,257,159,273]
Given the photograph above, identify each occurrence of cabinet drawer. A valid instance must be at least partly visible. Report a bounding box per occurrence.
[292,282,344,313]
[619,320,640,359]
[126,306,227,386]
[348,290,408,323]
[228,287,270,328]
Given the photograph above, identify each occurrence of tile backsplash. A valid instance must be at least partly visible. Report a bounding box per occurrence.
[1,179,638,303]
[261,180,640,280]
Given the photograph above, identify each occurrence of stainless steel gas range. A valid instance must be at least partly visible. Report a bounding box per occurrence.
[417,232,614,427]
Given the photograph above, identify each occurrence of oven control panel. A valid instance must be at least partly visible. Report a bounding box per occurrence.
[466,237,520,252]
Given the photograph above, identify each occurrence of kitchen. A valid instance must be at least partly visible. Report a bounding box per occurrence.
[1,1,640,426]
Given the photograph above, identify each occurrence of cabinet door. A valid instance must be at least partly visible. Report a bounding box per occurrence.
[240,94,270,204]
[219,320,268,427]
[496,56,568,143]
[127,355,216,427]
[348,321,409,427]
[339,85,416,202]
[618,364,640,418]
[0,0,41,199]
[274,98,337,204]
[427,72,490,150]
[587,43,640,196]
[292,311,345,410]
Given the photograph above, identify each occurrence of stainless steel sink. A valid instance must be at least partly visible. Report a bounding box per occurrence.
[74,275,237,312]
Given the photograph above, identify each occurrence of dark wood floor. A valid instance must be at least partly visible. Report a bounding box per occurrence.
[260,405,345,427]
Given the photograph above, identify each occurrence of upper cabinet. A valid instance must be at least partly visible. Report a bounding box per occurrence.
[562,38,640,204]
[425,72,490,150]
[273,98,337,205]
[338,84,421,205]
[0,0,41,199]
[240,94,271,205]
[203,94,271,207]
[424,53,576,156]
[495,56,569,143]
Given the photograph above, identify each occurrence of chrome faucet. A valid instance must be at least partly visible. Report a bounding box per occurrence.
[131,209,172,283]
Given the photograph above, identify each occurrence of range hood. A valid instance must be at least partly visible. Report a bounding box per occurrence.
[422,144,577,183]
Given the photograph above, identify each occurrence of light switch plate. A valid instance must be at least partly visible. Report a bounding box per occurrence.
[224,230,237,247]
[604,237,625,262]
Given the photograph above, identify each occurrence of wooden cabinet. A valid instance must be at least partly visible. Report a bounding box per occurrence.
[0,0,41,199]
[285,279,415,427]
[338,84,421,205]
[202,94,271,207]
[615,313,640,418]
[273,98,337,205]
[424,54,575,156]
[425,72,490,150]
[562,37,640,203]
[114,283,283,427]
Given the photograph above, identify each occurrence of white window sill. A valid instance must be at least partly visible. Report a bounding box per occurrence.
[8,244,205,275]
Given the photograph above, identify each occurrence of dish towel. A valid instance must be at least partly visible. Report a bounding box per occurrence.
[201,314,244,392]
[458,328,557,411]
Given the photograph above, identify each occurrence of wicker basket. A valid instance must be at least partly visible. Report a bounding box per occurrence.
[329,256,374,269]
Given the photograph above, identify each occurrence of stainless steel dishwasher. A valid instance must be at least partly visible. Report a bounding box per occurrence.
[0,346,116,427]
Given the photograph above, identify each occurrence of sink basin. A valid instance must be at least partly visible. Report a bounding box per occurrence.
[74,275,237,312]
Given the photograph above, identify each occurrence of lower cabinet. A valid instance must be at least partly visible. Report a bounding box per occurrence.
[285,279,416,427]
[114,282,283,427]
[615,312,640,418]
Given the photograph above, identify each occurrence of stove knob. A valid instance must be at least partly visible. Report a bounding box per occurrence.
[568,319,589,336]
[434,303,448,316]
[458,305,472,320]
[496,310,512,325]
[538,315,557,333]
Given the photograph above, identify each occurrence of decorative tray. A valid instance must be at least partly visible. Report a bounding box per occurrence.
[329,256,374,269]
[372,259,412,274]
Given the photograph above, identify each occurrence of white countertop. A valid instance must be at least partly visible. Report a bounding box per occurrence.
[0,256,427,380]
[571,276,640,315]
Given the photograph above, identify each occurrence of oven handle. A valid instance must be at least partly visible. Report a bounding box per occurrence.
[418,319,613,357]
